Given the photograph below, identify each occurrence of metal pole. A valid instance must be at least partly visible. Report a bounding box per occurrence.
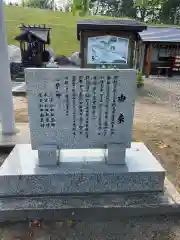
[0,0,16,134]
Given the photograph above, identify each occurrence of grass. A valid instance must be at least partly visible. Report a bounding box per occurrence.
[4,5,180,56]
[5,6,80,56]
[4,5,114,56]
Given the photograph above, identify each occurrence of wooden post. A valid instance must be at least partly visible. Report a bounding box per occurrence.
[80,31,85,68]
[134,40,138,69]
[145,44,152,78]
[135,41,141,69]
[139,43,145,73]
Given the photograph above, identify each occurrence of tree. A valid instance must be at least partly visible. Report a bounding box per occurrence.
[135,0,163,22]
[106,0,121,17]
[25,0,51,9]
[89,0,100,15]
[89,0,122,17]
[160,0,180,24]
[121,0,136,18]
[72,0,89,15]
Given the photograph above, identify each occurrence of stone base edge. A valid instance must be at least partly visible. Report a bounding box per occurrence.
[0,195,180,223]
[0,172,165,196]
[0,178,179,223]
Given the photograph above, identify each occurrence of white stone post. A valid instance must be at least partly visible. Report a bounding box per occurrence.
[0,0,16,134]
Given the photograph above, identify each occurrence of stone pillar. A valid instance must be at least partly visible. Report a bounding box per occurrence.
[107,144,126,165]
[0,0,16,134]
[38,145,58,166]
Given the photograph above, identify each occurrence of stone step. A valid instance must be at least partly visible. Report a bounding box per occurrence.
[0,177,180,222]
[0,143,165,197]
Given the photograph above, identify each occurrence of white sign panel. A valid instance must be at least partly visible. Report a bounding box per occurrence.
[25,68,136,150]
[87,35,129,65]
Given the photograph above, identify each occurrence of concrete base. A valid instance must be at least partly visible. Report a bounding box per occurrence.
[0,178,179,223]
[0,142,165,196]
[0,122,30,148]
[12,82,26,96]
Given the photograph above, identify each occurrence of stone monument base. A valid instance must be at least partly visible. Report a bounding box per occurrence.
[0,142,180,222]
[0,178,180,222]
[0,142,165,196]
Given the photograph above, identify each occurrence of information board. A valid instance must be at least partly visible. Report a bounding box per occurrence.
[25,68,136,149]
[87,36,129,66]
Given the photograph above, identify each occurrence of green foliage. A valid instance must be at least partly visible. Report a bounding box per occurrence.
[74,0,180,23]
[160,0,180,24]
[135,0,163,21]
[137,70,144,88]
[25,0,50,8]
[20,0,180,24]
[72,0,89,16]
[134,0,180,23]
[135,0,164,7]
[121,0,136,18]
[21,0,180,24]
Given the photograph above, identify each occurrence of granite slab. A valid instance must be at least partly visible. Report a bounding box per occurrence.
[0,178,179,223]
[0,142,165,196]
[0,122,30,148]
[25,68,137,150]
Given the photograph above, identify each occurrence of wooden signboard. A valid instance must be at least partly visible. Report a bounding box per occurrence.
[77,19,147,69]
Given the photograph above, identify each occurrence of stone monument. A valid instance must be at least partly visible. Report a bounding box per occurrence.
[1,67,180,222]
[0,67,165,198]
[0,21,179,221]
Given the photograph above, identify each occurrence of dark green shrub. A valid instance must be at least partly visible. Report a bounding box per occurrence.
[137,70,144,88]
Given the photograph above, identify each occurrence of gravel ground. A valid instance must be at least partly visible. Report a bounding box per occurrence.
[0,154,6,166]
[0,207,180,239]
[144,77,180,112]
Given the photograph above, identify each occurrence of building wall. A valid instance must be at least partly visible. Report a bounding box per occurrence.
[151,47,158,62]
[151,47,169,62]
[141,43,180,75]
